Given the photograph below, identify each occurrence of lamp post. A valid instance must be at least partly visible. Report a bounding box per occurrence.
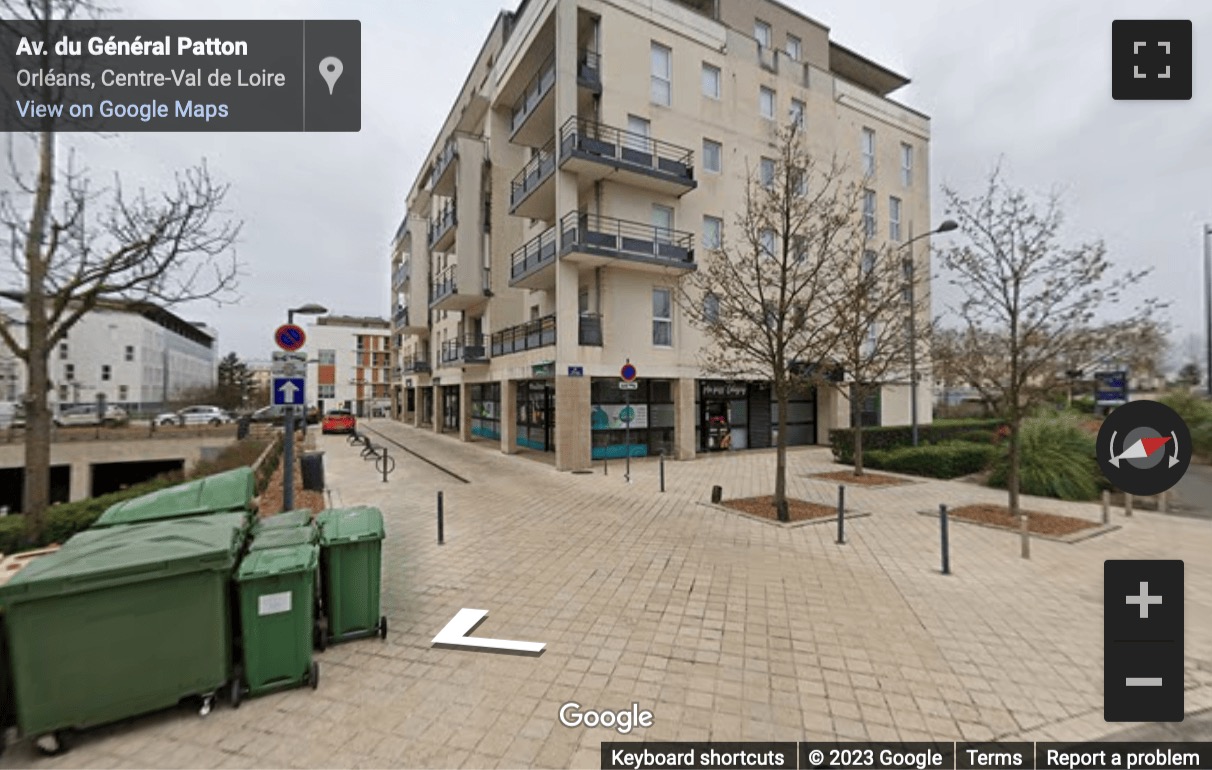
[1204,225,1211,397]
[282,303,327,511]
[903,220,958,447]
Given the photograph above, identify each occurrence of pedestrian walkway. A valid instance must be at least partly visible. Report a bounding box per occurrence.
[5,421,1210,768]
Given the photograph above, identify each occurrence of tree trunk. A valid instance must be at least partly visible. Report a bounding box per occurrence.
[851,387,864,476]
[21,129,56,536]
[1008,414,1029,559]
[774,391,789,522]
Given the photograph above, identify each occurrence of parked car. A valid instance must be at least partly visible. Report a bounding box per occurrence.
[321,409,356,435]
[250,404,320,425]
[154,405,233,427]
[54,404,129,427]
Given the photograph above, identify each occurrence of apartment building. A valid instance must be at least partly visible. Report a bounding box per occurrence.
[0,293,217,413]
[390,0,934,470]
[305,315,392,418]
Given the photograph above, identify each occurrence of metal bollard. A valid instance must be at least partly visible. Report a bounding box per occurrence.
[1159,490,1169,513]
[710,485,723,504]
[836,485,846,545]
[1101,490,1110,525]
[603,455,608,476]
[939,504,951,575]
[381,448,389,483]
[659,454,665,493]
[1125,493,1133,517]
[437,491,445,545]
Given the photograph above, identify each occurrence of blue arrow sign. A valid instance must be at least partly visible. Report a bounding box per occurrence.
[273,377,306,406]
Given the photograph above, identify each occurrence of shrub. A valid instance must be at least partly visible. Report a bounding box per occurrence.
[954,430,998,444]
[1157,391,1212,458]
[987,413,1100,501]
[864,442,998,479]
[830,418,1006,463]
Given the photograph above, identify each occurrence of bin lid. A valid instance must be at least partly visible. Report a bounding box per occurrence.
[0,514,246,604]
[316,506,385,545]
[236,543,319,581]
[93,467,255,527]
[248,524,318,552]
[250,509,313,534]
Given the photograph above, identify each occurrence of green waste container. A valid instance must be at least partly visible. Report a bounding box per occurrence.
[248,524,318,552]
[92,467,255,528]
[234,545,320,699]
[251,509,313,534]
[315,507,387,645]
[0,515,245,754]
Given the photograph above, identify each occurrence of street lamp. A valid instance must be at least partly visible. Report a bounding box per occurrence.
[904,219,958,447]
[281,303,327,511]
[1204,224,1212,397]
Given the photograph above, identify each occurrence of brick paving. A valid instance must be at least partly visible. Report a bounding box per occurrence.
[3,421,1211,768]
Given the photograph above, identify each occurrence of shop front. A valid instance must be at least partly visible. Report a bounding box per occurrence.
[470,383,501,440]
[442,386,460,432]
[516,380,555,452]
[590,378,675,459]
[697,380,817,451]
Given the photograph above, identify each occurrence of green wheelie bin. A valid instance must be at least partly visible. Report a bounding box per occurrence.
[233,545,320,700]
[92,467,255,528]
[315,507,387,645]
[247,524,318,552]
[251,509,313,534]
[0,513,246,755]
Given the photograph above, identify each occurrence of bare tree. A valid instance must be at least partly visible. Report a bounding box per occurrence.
[0,0,241,533]
[939,168,1155,557]
[679,125,856,521]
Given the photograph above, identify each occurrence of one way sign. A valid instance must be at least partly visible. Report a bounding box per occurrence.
[273,377,305,406]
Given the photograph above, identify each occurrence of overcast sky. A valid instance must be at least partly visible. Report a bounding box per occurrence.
[16,0,1212,366]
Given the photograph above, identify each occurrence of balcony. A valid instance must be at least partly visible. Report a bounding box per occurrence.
[509,226,558,289]
[491,315,556,357]
[560,212,696,273]
[394,303,427,334]
[577,49,602,92]
[430,264,489,312]
[393,304,409,328]
[428,201,457,252]
[403,355,432,375]
[392,261,410,289]
[509,52,556,147]
[558,117,697,196]
[509,137,557,219]
[431,136,458,197]
[578,313,603,347]
[440,334,489,366]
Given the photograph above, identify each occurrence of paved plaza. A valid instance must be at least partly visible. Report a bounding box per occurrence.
[4,421,1211,768]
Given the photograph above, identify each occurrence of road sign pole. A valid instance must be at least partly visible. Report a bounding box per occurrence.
[283,405,295,511]
[624,389,631,484]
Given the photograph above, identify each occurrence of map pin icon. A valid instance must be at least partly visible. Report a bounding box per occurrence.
[319,56,343,95]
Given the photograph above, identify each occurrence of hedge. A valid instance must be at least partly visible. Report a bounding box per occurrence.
[865,442,998,479]
[830,418,1006,463]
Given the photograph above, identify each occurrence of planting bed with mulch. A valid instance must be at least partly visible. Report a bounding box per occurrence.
[810,470,911,487]
[947,504,1099,536]
[722,496,837,523]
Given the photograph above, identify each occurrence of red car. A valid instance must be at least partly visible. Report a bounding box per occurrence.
[321,409,356,435]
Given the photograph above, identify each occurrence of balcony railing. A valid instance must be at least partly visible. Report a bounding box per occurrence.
[577,49,602,89]
[578,313,603,347]
[510,52,556,135]
[491,315,556,357]
[393,261,410,288]
[428,201,457,249]
[510,136,557,211]
[430,266,456,304]
[560,212,696,267]
[559,117,695,187]
[510,226,558,283]
[431,136,458,188]
[440,334,489,365]
[393,304,409,328]
[403,355,431,374]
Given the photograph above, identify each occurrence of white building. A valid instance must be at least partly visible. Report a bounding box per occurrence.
[304,315,392,418]
[0,295,218,413]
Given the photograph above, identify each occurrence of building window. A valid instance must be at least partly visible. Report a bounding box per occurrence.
[118,385,128,401]
[101,364,111,381]
[790,98,805,130]
[651,42,672,106]
[863,190,876,238]
[318,349,336,365]
[759,86,775,119]
[754,20,772,48]
[703,139,722,173]
[627,114,651,153]
[862,250,877,276]
[124,345,134,362]
[901,142,913,186]
[652,205,674,244]
[652,288,673,346]
[318,384,335,399]
[58,343,67,360]
[861,127,875,177]
[792,167,808,198]
[759,157,775,189]
[786,34,802,61]
[58,384,68,401]
[704,292,720,324]
[703,216,723,249]
[64,363,74,381]
[760,229,776,258]
[701,62,720,99]
[889,196,902,241]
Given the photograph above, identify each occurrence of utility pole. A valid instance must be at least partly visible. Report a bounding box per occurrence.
[1205,224,1211,397]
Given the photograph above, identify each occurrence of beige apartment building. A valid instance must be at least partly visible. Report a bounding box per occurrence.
[390,0,934,470]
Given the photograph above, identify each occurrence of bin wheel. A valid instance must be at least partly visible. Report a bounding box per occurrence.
[315,615,329,652]
[308,662,320,690]
[229,676,243,709]
[199,694,215,717]
[379,616,388,639]
[35,731,67,756]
